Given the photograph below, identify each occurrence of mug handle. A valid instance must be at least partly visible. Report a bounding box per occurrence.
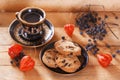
[15,12,19,20]
[15,12,26,28]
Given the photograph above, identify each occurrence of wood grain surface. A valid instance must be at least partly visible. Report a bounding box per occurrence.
[0,0,120,12]
[0,11,120,80]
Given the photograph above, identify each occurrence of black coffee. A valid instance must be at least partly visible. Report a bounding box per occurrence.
[22,12,42,23]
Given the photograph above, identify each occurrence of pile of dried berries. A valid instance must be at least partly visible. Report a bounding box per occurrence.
[76,11,119,55]
[112,49,120,58]
[76,11,107,40]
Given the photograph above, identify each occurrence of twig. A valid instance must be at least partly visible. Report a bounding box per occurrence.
[107,22,119,26]
[106,23,119,39]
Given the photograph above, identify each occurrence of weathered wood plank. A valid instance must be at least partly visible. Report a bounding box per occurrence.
[0,65,120,80]
[0,0,120,12]
[1,12,120,27]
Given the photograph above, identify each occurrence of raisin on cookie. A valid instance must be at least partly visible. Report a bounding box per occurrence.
[42,49,58,68]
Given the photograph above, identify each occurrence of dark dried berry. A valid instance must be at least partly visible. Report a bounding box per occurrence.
[112,54,116,58]
[53,50,58,53]
[61,36,65,40]
[105,15,108,18]
[87,46,94,50]
[94,12,98,16]
[92,50,97,55]
[14,57,19,62]
[68,64,71,67]
[80,31,83,35]
[19,52,25,59]
[88,39,91,42]
[86,30,92,35]
[85,44,91,49]
[10,61,13,64]
[105,44,111,48]
[93,39,97,43]
[84,24,89,28]
[98,36,103,40]
[47,57,51,59]
[64,63,68,67]
[70,52,73,55]
[62,60,66,63]
[68,46,74,48]
[115,16,118,19]
[74,61,77,63]
[55,57,58,60]
[91,17,97,23]
[116,50,120,53]
[98,17,101,21]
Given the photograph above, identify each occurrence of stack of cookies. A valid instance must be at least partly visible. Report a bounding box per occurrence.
[42,38,82,73]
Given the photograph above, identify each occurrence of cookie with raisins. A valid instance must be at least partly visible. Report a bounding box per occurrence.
[55,54,81,73]
[54,39,81,56]
[42,48,58,68]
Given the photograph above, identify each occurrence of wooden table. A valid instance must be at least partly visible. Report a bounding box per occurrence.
[0,11,120,80]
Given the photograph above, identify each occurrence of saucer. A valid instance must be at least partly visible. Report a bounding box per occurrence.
[40,41,89,74]
[9,19,54,47]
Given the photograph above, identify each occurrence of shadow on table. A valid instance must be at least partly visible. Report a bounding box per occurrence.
[22,68,42,80]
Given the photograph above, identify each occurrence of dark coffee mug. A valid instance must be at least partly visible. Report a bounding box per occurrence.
[16,7,46,26]
[16,7,46,41]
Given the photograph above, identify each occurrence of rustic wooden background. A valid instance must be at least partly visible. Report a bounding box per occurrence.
[0,0,120,12]
[0,0,120,80]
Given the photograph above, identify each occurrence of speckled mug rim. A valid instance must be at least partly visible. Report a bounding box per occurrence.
[16,7,46,26]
